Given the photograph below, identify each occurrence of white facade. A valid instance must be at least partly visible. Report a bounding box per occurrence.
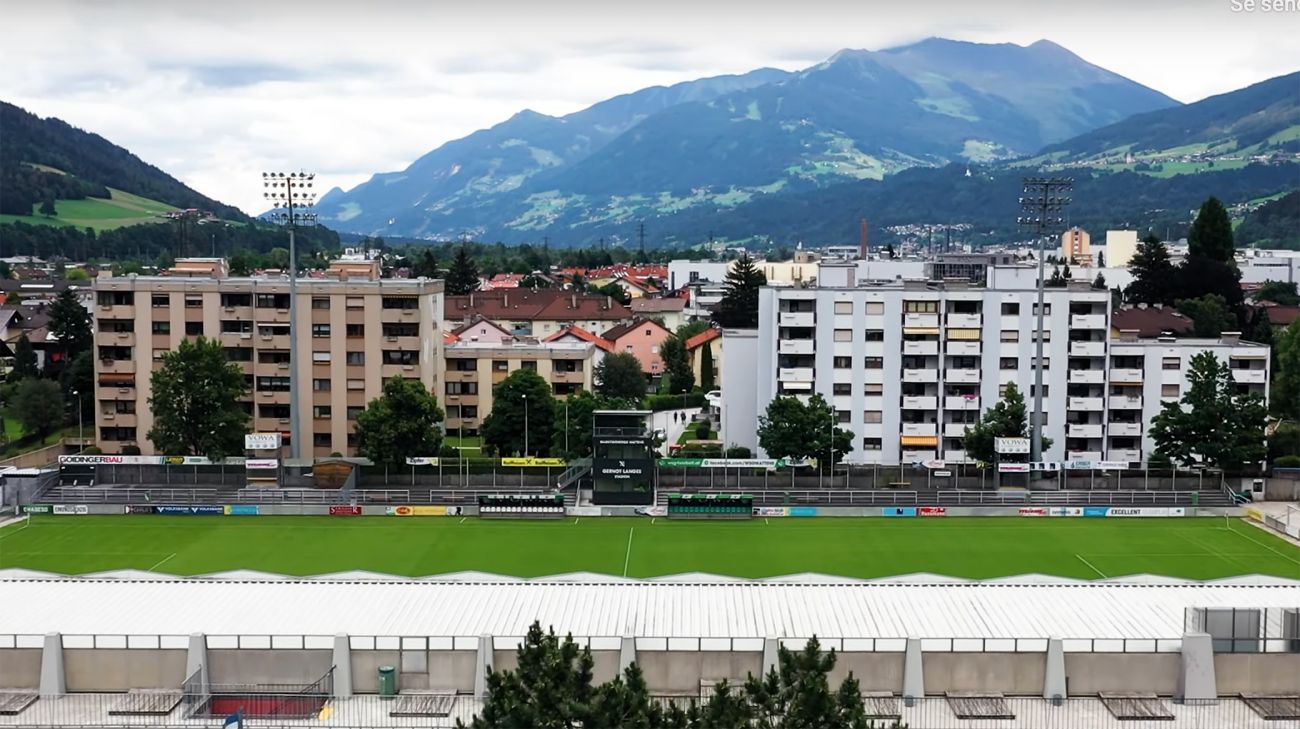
[725,280,1269,466]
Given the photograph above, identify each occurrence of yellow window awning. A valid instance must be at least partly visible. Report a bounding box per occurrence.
[902,327,940,336]
[900,435,939,447]
[947,328,981,340]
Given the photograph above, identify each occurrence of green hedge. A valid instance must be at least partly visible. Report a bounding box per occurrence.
[643,392,707,411]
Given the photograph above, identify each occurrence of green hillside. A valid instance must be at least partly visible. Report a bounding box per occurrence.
[0,183,177,231]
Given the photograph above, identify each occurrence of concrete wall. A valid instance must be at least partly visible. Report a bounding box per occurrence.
[64,649,186,691]
[1065,653,1180,695]
[924,653,1044,695]
[349,650,398,693]
[493,649,621,684]
[637,651,763,694]
[207,649,331,687]
[0,648,41,689]
[1214,654,1300,695]
[833,652,904,692]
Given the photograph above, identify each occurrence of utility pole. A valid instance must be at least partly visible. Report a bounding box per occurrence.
[637,221,646,262]
[1018,177,1073,472]
[262,171,318,462]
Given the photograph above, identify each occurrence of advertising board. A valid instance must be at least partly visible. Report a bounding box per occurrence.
[596,459,651,480]
[21,504,51,514]
[753,507,788,517]
[404,457,441,466]
[1018,507,1049,517]
[998,463,1030,473]
[788,507,818,517]
[919,506,947,517]
[244,433,282,450]
[329,505,362,516]
[501,457,566,467]
[155,505,224,516]
[995,437,1029,454]
[126,505,155,515]
[244,459,279,470]
[52,504,88,515]
[387,505,458,516]
[225,505,260,516]
[882,507,917,517]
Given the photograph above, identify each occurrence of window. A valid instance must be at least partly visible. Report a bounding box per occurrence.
[1000,357,1018,370]
[833,383,852,396]
[451,359,476,371]
[381,296,419,310]
[256,376,290,392]
[864,411,882,423]
[1162,357,1180,370]
[382,350,419,365]
[864,383,883,395]
[833,356,851,369]
[446,381,478,395]
[1034,357,1050,370]
[184,322,203,336]
[256,293,290,309]
[382,323,419,337]
[312,378,331,391]
[864,329,884,342]
[862,438,883,451]
[346,323,364,338]
[651,362,660,372]
[347,379,365,390]
[345,351,365,366]
[313,433,331,447]
[225,347,252,362]
[311,297,330,310]
[313,405,332,419]
[833,329,852,342]
[863,357,883,369]
[650,345,659,354]
[1030,384,1050,397]
[461,405,478,419]
[1032,330,1052,342]
[345,297,364,310]
[111,400,136,414]
[1001,303,1020,315]
[492,360,508,372]
[1000,330,1019,342]
[312,323,331,338]
[184,296,202,309]
[220,320,252,334]
[834,301,853,314]
[151,294,170,308]
[312,351,331,363]
[520,360,537,371]
[1033,303,1052,315]
[1161,384,1180,397]
[346,405,363,420]
[837,410,851,424]
[152,348,168,361]
[625,345,633,353]
[644,328,654,337]
[864,302,884,315]
[220,293,251,307]
[152,321,171,335]
[904,301,938,313]
[258,350,290,364]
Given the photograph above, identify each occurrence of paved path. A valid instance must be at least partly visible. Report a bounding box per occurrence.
[649,408,702,455]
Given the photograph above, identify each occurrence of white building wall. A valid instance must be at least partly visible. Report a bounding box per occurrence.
[720,329,761,454]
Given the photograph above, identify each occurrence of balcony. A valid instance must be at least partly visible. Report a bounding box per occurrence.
[1109,395,1142,409]
[778,312,815,328]
[901,422,937,437]
[1067,369,1104,384]
[1067,396,1104,411]
[945,341,981,356]
[256,308,290,324]
[382,363,418,379]
[1067,423,1104,439]
[218,331,255,347]
[1107,449,1142,463]
[1109,368,1143,384]
[380,307,421,323]
[943,450,970,463]
[98,358,135,375]
[945,369,980,384]
[778,367,815,382]
[1108,422,1142,437]
[96,330,135,346]
[220,305,253,320]
[945,313,982,328]
[96,303,135,319]
[253,361,292,378]
[551,370,586,384]
[778,339,815,355]
[902,449,938,463]
[1069,341,1106,357]
[98,412,137,428]
[902,369,938,383]
[903,340,938,356]
[256,334,291,349]
[901,395,937,410]
[944,422,972,438]
[1068,450,1103,461]
[903,312,939,328]
[383,335,422,351]
[1232,369,1268,384]
[445,369,479,382]
[944,395,980,411]
[1069,314,1106,330]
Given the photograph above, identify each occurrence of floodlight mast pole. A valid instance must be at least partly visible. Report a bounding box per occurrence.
[263,171,317,462]
[1017,177,1072,473]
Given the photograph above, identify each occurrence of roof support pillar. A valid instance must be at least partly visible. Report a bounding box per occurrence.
[1043,637,1065,703]
[186,633,208,694]
[332,634,353,699]
[761,638,779,677]
[474,634,494,700]
[902,637,924,706]
[39,632,64,699]
[619,636,636,673]
[1177,632,1218,704]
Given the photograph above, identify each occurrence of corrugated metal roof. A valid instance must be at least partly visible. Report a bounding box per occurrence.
[0,574,1297,641]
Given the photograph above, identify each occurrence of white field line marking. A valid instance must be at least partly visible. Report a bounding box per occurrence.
[622,527,635,577]
[148,553,178,573]
[651,518,656,525]
[1075,553,1107,578]
[1225,520,1300,566]
[0,519,31,540]
[459,517,467,524]
[765,518,770,525]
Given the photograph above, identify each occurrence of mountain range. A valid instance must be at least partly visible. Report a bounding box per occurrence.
[313,38,1182,242]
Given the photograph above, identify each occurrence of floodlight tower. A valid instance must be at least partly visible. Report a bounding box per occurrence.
[262,171,317,461]
[1017,177,1072,469]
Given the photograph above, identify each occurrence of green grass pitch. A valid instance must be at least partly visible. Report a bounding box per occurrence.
[2,516,1299,581]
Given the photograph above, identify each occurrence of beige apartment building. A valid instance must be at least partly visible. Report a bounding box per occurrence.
[93,258,444,458]
[443,340,599,436]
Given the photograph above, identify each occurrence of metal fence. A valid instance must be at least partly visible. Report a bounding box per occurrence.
[0,693,1285,728]
[34,486,574,507]
[657,488,1227,508]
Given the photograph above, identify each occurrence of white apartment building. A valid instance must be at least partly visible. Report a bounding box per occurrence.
[723,265,1269,466]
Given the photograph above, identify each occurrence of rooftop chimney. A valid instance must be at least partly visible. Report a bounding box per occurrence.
[1222,331,1241,344]
[859,218,869,260]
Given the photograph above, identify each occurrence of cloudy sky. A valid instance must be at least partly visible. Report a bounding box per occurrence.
[4,0,1296,214]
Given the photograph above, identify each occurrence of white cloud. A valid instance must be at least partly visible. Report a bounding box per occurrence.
[3,0,1295,214]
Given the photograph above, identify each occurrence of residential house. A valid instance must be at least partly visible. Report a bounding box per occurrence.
[544,326,615,352]
[1109,306,1195,339]
[451,317,515,343]
[600,317,672,377]
[443,339,602,436]
[630,297,687,332]
[685,326,722,390]
[443,289,631,339]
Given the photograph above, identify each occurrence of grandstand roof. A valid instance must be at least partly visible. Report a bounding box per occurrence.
[1,572,1297,642]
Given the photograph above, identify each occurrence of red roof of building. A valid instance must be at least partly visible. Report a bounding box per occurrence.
[481,273,525,290]
[630,297,687,314]
[543,325,615,352]
[600,317,671,342]
[1110,306,1194,338]
[1262,303,1300,327]
[685,327,722,350]
[445,289,631,322]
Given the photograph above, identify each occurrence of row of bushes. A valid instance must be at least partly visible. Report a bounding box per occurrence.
[642,392,708,411]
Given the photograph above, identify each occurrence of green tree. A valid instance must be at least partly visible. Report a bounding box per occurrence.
[595,352,647,402]
[1125,234,1176,306]
[713,253,767,328]
[1255,280,1300,306]
[10,334,38,380]
[520,273,552,289]
[353,377,446,467]
[1091,273,1106,290]
[675,320,711,341]
[65,268,89,281]
[147,337,248,459]
[481,369,556,456]
[699,340,716,391]
[39,195,56,217]
[554,390,634,459]
[12,378,63,439]
[757,393,853,470]
[47,287,93,369]
[1176,253,1244,310]
[962,383,1051,465]
[733,637,870,729]
[1149,351,1267,469]
[1188,196,1235,262]
[59,350,93,423]
[661,334,694,395]
[594,281,632,305]
[0,261,11,279]
[446,244,481,295]
[1274,318,1300,416]
[1176,294,1236,338]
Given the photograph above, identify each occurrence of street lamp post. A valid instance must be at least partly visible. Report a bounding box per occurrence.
[262,171,318,462]
[70,389,83,452]
[522,394,529,457]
